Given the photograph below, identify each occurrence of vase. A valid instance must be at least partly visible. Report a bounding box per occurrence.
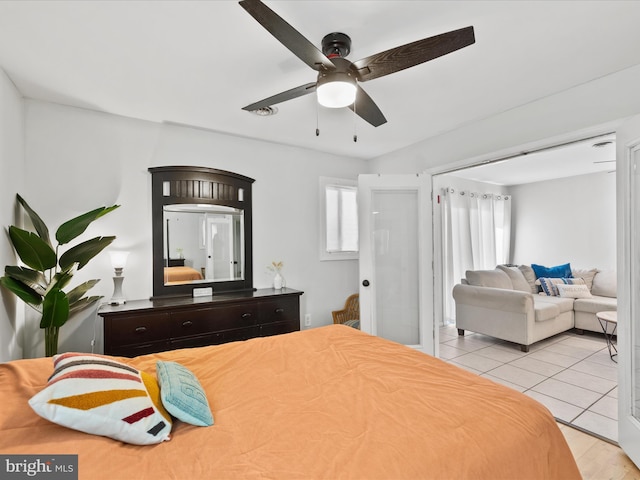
[273,272,283,290]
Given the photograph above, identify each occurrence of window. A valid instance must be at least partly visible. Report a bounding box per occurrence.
[319,177,358,260]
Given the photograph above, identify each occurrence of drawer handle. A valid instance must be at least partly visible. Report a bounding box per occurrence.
[135,326,147,333]
[241,313,252,319]
[274,308,285,314]
[182,321,193,328]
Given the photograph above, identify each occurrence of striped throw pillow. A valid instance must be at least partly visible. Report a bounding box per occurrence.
[539,277,585,296]
[29,353,172,445]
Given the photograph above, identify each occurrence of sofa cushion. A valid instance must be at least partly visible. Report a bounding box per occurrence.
[591,270,617,298]
[573,296,617,314]
[496,265,531,292]
[465,269,512,289]
[517,265,538,294]
[531,263,572,279]
[534,295,575,314]
[532,299,561,322]
[571,268,599,291]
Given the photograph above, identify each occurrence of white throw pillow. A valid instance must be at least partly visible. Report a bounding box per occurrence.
[557,283,592,299]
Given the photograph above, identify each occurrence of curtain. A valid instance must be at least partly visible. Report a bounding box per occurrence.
[442,188,512,324]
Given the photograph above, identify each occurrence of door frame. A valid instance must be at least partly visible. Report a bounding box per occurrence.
[358,173,434,355]
[616,114,640,463]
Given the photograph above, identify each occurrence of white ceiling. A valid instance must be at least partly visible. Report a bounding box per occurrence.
[445,133,617,186]
[0,1,639,165]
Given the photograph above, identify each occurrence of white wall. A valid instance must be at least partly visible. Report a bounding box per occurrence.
[18,100,368,357]
[510,171,616,270]
[0,68,25,362]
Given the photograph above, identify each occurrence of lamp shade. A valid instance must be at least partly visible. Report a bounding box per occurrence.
[109,251,130,270]
[317,71,357,108]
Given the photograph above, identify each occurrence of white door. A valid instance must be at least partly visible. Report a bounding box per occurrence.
[358,174,434,355]
[617,114,640,464]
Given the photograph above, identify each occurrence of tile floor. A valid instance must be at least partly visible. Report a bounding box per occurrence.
[439,324,618,443]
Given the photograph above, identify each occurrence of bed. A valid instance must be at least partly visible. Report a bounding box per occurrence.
[0,325,580,479]
[163,266,204,284]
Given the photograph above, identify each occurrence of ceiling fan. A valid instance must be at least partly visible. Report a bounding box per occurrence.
[239,0,475,128]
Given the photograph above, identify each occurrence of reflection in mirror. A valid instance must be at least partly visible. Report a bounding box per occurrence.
[164,204,244,286]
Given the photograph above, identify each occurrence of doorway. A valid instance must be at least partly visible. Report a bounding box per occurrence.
[431,132,618,443]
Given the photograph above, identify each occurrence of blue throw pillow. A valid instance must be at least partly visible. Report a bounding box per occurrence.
[156,361,213,427]
[531,263,572,279]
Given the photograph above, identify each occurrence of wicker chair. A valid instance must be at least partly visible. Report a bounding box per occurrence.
[332,294,360,329]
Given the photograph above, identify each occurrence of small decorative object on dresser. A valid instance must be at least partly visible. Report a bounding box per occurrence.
[268,261,284,289]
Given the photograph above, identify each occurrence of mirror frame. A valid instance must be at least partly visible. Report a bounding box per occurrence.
[149,166,255,298]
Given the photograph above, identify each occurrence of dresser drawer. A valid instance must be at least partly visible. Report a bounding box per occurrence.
[104,313,171,348]
[106,341,171,358]
[259,297,300,327]
[169,304,260,337]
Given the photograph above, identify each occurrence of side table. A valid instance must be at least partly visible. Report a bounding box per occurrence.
[596,311,617,363]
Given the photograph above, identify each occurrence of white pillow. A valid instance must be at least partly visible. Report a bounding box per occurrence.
[557,283,592,299]
[29,353,172,445]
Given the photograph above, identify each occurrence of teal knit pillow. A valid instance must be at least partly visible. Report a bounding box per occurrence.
[156,361,213,427]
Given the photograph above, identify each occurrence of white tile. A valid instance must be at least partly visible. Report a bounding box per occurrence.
[586,349,616,365]
[474,346,524,363]
[525,390,583,423]
[438,344,467,360]
[488,364,547,389]
[510,356,566,377]
[531,378,603,409]
[572,411,618,443]
[557,335,608,352]
[442,337,495,353]
[552,369,617,394]
[544,342,597,360]
[451,352,503,373]
[481,374,526,392]
[570,359,618,382]
[526,349,580,368]
[589,395,618,420]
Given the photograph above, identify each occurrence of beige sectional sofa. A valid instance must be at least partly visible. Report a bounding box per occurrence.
[452,265,617,352]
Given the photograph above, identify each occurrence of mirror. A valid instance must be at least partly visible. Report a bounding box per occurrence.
[163,205,244,285]
[150,166,254,298]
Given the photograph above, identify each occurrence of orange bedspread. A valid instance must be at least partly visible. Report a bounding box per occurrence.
[164,266,203,284]
[0,325,580,479]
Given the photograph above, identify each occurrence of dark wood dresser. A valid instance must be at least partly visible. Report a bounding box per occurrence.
[99,288,303,357]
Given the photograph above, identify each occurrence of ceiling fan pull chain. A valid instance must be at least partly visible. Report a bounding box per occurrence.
[353,102,358,142]
[316,98,320,136]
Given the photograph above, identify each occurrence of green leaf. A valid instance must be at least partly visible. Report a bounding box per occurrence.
[16,194,52,248]
[67,279,100,304]
[59,236,116,271]
[69,295,102,317]
[55,205,120,245]
[8,226,57,271]
[49,271,74,292]
[4,266,47,294]
[40,289,70,329]
[0,275,43,306]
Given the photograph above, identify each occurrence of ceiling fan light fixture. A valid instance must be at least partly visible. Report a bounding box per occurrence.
[316,72,357,108]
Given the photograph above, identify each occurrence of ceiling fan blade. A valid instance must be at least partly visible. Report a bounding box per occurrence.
[242,82,317,111]
[348,85,387,127]
[352,26,475,82]
[239,0,335,72]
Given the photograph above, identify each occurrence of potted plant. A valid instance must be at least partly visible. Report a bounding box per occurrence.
[0,194,119,356]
